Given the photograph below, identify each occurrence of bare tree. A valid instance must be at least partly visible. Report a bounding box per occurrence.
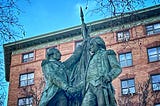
[0,83,8,106]
[19,77,45,106]
[84,0,160,16]
[118,78,160,106]
[0,0,27,105]
[0,0,25,44]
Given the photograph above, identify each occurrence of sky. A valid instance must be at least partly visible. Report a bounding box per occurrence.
[16,0,158,38]
[17,0,104,38]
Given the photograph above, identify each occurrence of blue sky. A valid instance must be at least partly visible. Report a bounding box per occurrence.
[17,0,104,38]
[17,0,159,38]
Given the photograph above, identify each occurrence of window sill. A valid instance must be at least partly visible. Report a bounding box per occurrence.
[121,92,136,97]
[147,60,160,64]
[146,33,160,37]
[18,84,34,88]
[151,90,160,93]
[121,65,134,69]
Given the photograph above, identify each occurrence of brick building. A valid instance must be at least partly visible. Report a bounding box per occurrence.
[4,5,160,106]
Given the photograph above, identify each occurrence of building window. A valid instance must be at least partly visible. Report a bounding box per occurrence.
[147,46,160,62]
[22,52,34,63]
[146,22,160,35]
[46,46,57,54]
[119,52,132,67]
[151,74,160,91]
[117,30,130,42]
[121,79,135,95]
[18,96,33,106]
[155,103,160,106]
[75,40,83,48]
[20,72,34,87]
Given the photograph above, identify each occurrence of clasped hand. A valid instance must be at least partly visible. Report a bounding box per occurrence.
[66,86,81,98]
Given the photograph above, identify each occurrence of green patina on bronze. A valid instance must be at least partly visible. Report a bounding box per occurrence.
[39,7,122,106]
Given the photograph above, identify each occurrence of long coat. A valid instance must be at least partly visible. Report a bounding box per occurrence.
[39,60,69,106]
[39,46,83,106]
[84,49,122,106]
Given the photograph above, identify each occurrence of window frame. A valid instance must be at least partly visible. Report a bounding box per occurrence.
[145,22,160,35]
[18,96,33,106]
[19,72,34,87]
[75,40,83,48]
[22,52,34,63]
[121,78,136,95]
[46,46,57,56]
[154,103,160,106]
[46,46,57,52]
[119,52,133,68]
[147,46,160,63]
[116,30,130,42]
[150,74,160,92]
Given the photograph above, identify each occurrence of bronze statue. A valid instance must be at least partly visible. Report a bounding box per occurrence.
[67,7,91,106]
[81,36,122,106]
[40,7,122,106]
[39,47,83,106]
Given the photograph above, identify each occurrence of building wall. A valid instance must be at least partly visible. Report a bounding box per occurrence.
[8,19,160,105]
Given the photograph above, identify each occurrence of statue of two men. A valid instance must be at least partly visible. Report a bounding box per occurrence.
[39,36,122,106]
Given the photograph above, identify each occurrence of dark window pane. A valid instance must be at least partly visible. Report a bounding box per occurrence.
[120,54,125,61]
[29,53,34,58]
[20,73,34,87]
[155,103,160,106]
[28,73,34,79]
[119,52,132,67]
[151,74,160,91]
[121,79,135,95]
[120,61,126,67]
[126,53,132,59]
[148,48,157,55]
[146,25,153,30]
[20,81,27,87]
[153,83,160,91]
[122,88,128,94]
[117,30,130,41]
[152,75,160,83]
[154,29,160,34]
[18,97,33,106]
[129,87,135,94]
[127,59,132,66]
[147,31,154,35]
[158,47,160,53]
[75,40,83,48]
[154,23,160,29]
[128,79,134,87]
[22,52,34,63]
[122,80,128,88]
[149,55,158,62]
[28,79,34,85]
[20,74,27,80]
[146,23,160,35]
[148,47,160,62]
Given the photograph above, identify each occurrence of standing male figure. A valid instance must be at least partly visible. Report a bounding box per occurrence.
[39,46,83,106]
[81,36,122,106]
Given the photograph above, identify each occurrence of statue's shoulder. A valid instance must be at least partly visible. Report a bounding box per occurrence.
[41,59,49,66]
[105,49,116,55]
